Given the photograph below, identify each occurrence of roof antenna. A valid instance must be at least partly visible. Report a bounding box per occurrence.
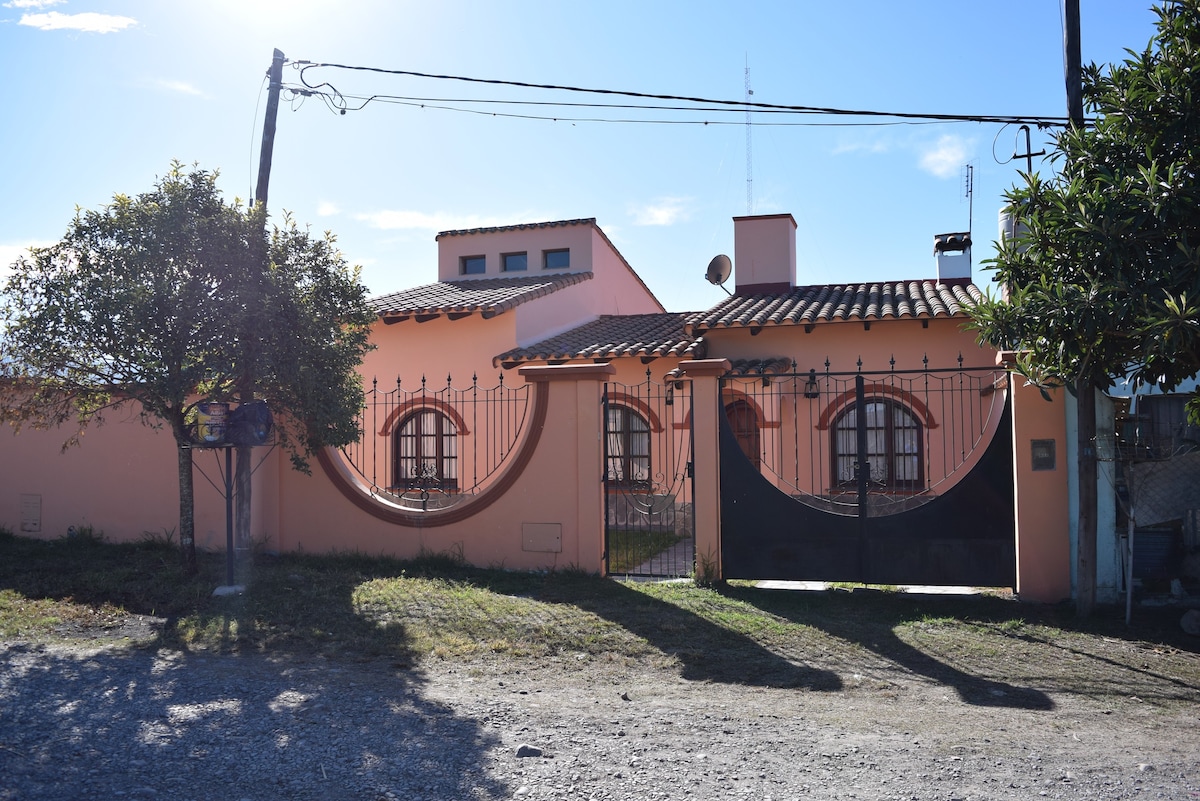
[744,57,754,215]
[964,163,974,237]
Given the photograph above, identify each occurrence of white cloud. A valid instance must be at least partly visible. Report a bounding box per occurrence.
[155,79,204,97]
[630,198,691,227]
[4,0,63,8]
[19,10,137,33]
[919,135,972,179]
[354,210,516,232]
[316,201,340,217]
[832,136,893,156]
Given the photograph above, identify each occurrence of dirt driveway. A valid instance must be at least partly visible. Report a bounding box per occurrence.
[3,603,1199,801]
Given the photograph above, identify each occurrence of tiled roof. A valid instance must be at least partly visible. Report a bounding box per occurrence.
[687,280,983,334]
[436,218,596,239]
[368,273,592,321]
[494,313,706,367]
[726,357,796,377]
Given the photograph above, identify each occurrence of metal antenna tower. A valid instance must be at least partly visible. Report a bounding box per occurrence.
[745,58,753,215]
[964,163,974,234]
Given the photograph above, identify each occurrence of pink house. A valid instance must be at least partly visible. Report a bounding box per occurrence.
[0,214,1072,602]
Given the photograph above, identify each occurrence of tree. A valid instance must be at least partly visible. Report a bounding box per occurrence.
[968,1,1199,616]
[0,162,374,572]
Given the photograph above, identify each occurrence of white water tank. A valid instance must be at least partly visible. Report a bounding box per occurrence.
[998,207,1028,250]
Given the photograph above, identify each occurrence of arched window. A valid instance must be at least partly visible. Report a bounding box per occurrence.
[606,405,650,487]
[833,399,922,490]
[725,399,761,469]
[393,409,458,490]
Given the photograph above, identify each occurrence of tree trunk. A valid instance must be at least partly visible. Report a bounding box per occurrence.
[177,442,197,575]
[1075,378,1097,618]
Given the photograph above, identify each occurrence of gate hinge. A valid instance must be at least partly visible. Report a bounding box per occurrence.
[686,461,694,478]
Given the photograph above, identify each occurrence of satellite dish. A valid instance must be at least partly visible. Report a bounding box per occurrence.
[706,254,733,294]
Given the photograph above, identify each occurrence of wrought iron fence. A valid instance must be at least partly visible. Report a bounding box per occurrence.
[338,373,531,511]
[720,355,1008,516]
[604,373,695,578]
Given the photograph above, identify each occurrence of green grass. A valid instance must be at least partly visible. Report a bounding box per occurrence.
[605,527,685,574]
[1,532,1198,708]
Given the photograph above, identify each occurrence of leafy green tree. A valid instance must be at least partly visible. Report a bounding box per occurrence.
[1,163,374,573]
[968,1,1199,616]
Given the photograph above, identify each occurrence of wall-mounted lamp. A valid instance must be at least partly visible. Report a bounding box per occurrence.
[803,369,820,399]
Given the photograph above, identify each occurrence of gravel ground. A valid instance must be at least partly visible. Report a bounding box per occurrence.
[2,640,1198,800]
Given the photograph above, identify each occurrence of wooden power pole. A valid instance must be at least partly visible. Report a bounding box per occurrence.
[235,48,286,553]
[1062,0,1096,618]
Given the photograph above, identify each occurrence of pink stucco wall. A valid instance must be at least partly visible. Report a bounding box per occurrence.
[437,222,597,282]
[732,214,798,292]
[1009,378,1072,602]
[433,221,664,347]
[0,413,257,550]
[704,316,988,373]
[275,365,612,571]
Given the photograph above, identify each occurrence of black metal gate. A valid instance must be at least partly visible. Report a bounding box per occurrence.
[719,362,1015,587]
[604,375,695,578]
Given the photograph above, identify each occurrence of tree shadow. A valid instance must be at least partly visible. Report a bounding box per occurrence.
[715,585,1195,709]
[719,584,1057,709]
[0,642,508,800]
[0,541,516,799]
[536,576,843,690]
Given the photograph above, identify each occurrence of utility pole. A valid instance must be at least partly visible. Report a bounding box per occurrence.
[235,48,286,553]
[1063,0,1096,618]
[1064,0,1084,128]
[255,49,286,208]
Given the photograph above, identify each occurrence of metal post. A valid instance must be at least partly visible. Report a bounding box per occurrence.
[855,375,869,579]
[1063,0,1084,128]
[225,446,235,587]
[855,375,869,515]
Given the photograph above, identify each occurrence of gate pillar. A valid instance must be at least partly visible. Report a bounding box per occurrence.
[519,363,616,574]
[1008,372,1072,603]
[679,359,731,581]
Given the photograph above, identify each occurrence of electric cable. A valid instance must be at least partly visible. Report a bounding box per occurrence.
[281,86,950,127]
[294,60,1088,128]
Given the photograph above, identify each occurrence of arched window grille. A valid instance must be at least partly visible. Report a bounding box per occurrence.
[393,409,458,491]
[606,405,650,487]
[833,398,922,490]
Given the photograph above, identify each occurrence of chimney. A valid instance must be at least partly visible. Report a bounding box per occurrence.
[733,213,797,294]
[933,232,971,281]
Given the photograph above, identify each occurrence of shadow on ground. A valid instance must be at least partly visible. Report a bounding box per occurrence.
[0,643,506,800]
[539,576,844,690]
[721,584,1056,709]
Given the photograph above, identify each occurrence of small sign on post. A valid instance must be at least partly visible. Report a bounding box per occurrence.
[189,400,273,596]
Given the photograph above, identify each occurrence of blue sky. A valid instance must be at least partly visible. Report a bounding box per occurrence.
[0,1,1163,313]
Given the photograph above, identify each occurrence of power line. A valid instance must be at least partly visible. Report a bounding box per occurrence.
[293,61,1082,129]
[284,86,954,128]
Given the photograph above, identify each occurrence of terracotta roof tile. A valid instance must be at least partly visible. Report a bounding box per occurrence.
[727,357,795,377]
[436,218,596,239]
[369,273,592,321]
[494,313,706,367]
[687,279,982,334]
